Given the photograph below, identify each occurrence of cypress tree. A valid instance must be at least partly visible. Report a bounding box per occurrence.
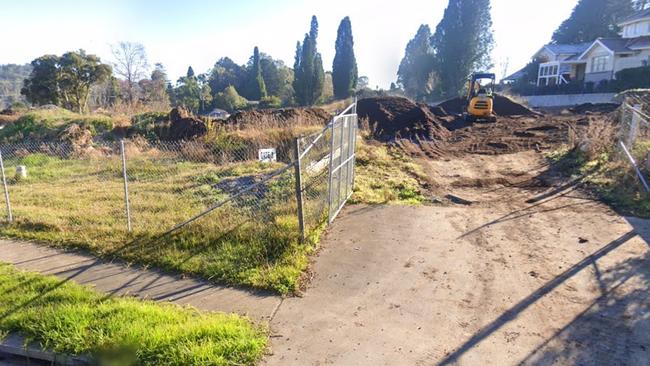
[333,16,358,100]
[246,46,267,100]
[293,16,324,106]
[397,25,434,101]
[292,41,302,105]
[431,0,495,98]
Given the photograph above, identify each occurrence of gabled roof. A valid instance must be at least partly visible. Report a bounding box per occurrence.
[619,8,650,26]
[578,38,639,60]
[598,38,636,53]
[544,42,592,55]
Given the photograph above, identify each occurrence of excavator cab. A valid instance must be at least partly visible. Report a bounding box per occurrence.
[465,72,497,122]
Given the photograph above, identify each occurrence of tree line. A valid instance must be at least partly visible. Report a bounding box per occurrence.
[396,0,494,102]
[18,15,359,115]
[396,0,649,102]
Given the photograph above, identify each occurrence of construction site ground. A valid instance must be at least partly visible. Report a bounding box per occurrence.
[265,150,650,365]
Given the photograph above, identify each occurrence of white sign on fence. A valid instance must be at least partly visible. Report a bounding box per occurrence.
[258,148,277,163]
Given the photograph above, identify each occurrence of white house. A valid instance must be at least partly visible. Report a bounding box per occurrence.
[535,8,650,87]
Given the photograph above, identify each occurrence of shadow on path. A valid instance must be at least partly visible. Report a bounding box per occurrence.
[437,231,639,366]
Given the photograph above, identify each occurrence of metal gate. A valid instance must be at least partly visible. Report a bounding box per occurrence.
[327,103,358,223]
[294,101,358,241]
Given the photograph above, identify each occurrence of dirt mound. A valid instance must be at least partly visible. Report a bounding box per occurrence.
[357,97,595,157]
[357,97,451,142]
[437,94,540,117]
[226,107,331,127]
[166,106,207,140]
[569,103,619,115]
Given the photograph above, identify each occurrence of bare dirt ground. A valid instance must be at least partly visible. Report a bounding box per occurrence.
[266,151,650,365]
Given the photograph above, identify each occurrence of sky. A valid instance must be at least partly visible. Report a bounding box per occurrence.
[0,0,578,88]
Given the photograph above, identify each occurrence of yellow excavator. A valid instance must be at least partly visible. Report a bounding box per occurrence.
[464,72,497,123]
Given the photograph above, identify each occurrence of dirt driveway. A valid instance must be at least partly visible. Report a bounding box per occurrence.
[265,151,650,365]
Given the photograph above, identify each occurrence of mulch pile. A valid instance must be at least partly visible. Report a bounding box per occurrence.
[357,96,604,157]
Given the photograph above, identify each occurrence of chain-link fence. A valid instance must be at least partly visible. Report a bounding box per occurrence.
[618,98,650,192]
[0,103,358,250]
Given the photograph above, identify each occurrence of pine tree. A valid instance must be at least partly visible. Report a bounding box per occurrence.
[430,0,495,98]
[187,66,195,78]
[333,16,358,100]
[293,16,325,106]
[552,0,635,43]
[397,25,435,101]
[245,46,267,100]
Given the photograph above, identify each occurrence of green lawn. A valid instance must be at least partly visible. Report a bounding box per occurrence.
[0,147,321,294]
[0,263,267,365]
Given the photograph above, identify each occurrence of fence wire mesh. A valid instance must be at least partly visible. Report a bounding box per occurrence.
[0,103,358,251]
[298,127,333,233]
[618,98,650,192]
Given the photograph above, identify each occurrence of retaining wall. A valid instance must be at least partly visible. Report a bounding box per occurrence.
[521,93,618,108]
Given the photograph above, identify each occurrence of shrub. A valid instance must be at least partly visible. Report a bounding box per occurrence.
[260,96,282,109]
[0,110,114,142]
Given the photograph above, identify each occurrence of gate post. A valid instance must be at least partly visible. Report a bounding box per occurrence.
[327,118,337,224]
[293,138,305,242]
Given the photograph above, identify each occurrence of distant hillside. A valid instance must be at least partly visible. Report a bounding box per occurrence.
[0,64,32,109]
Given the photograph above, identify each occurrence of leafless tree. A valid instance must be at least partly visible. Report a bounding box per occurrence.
[111,41,149,104]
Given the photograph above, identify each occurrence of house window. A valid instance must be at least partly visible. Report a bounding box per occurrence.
[592,56,609,72]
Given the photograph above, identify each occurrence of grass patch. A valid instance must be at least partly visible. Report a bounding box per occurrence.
[351,137,429,205]
[0,147,324,295]
[0,263,267,365]
[547,147,650,217]
[0,109,114,142]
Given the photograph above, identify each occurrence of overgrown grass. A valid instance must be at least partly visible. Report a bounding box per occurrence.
[0,149,323,294]
[547,147,650,217]
[351,137,429,205]
[0,263,267,365]
[0,109,114,142]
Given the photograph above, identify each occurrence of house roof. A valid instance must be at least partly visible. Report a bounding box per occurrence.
[619,8,650,26]
[627,36,650,50]
[544,43,592,55]
[503,68,526,82]
[599,38,636,53]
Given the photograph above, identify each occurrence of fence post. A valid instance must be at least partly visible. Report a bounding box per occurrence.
[120,140,132,233]
[0,150,13,223]
[627,104,642,148]
[293,138,305,242]
[326,118,337,224]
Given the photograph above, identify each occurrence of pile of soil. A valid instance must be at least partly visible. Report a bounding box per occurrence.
[226,107,331,127]
[356,97,451,142]
[568,103,619,115]
[358,96,598,157]
[437,94,540,117]
[167,106,208,140]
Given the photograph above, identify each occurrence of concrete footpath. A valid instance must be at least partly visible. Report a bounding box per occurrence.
[0,239,282,321]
